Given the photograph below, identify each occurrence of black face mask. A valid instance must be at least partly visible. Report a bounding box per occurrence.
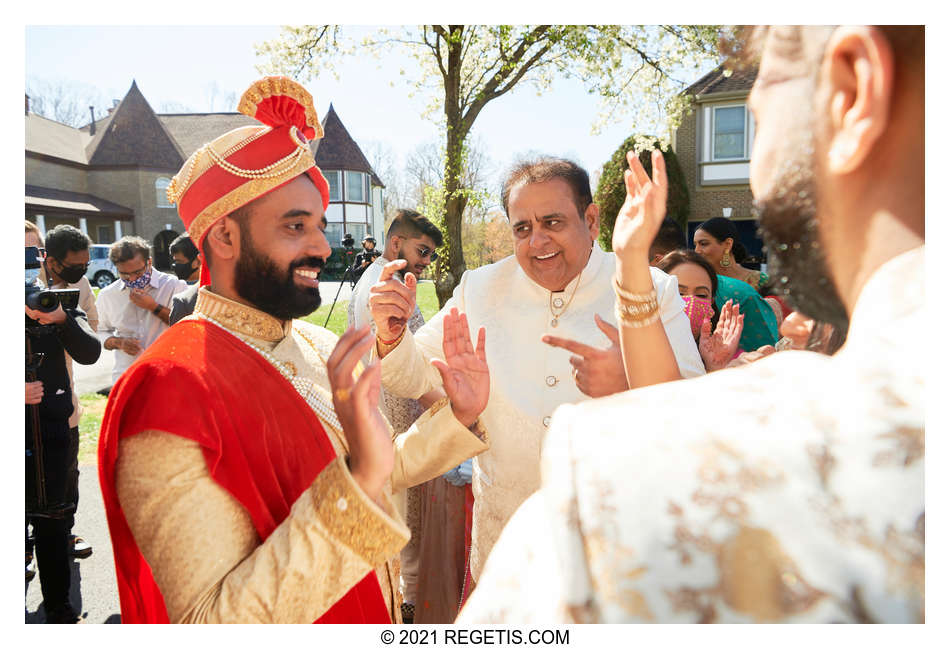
[51,260,88,284]
[172,261,196,281]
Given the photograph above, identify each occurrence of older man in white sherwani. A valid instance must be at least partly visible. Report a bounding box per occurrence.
[459,25,925,623]
[370,158,704,588]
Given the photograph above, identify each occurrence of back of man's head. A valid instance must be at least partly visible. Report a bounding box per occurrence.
[46,224,91,261]
[501,156,592,219]
[386,209,444,248]
[169,234,199,261]
[649,218,687,264]
[110,236,151,265]
[734,25,923,327]
[25,220,44,245]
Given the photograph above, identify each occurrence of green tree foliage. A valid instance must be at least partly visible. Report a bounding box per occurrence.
[258,25,721,306]
[595,137,690,251]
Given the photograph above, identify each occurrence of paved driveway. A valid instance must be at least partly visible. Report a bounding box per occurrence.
[25,464,120,623]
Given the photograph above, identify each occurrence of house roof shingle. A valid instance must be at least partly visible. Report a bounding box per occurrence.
[684,64,759,98]
[314,104,385,188]
[25,113,92,164]
[86,81,185,169]
[29,86,383,189]
[26,184,134,217]
[157,113,259,158]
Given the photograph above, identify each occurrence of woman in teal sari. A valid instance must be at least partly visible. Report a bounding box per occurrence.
[713,274,780,351]
[657,250,779,353]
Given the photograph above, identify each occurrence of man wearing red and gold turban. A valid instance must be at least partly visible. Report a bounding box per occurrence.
[97,77,490,623]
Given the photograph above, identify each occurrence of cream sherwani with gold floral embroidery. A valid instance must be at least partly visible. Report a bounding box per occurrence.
[459,247,924,623]
[115,289,489,623]
[379,245,705,582]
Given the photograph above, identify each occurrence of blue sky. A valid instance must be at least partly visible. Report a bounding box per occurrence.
[25,25,719,209]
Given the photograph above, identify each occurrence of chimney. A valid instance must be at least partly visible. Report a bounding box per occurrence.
[89,106,96,135]
[25,94,29,115]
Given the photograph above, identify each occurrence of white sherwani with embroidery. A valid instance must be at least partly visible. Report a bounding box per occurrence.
[458,247,925,623]
[379,244,704,580]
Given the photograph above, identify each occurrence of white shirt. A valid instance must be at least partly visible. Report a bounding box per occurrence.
[348,255,388,332]
[96,268,188,382]
[459,246,925,623]
[379,244,704,579]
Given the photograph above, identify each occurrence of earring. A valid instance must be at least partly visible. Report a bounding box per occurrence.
[720,251,731,268]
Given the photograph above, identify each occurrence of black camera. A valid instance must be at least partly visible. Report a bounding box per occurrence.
[25,246,79,313]
[341,233,355,250]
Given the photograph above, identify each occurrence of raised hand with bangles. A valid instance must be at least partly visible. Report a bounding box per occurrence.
[610,148,684,387]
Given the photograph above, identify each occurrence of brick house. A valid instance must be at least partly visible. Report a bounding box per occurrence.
[672,64,765,262]
[25,81,385,270]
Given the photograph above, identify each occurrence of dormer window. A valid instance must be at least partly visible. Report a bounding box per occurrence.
[698,102,756,185]
[712,105,747,160]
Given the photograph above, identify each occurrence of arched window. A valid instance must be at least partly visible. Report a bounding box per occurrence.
[155,177,173,208]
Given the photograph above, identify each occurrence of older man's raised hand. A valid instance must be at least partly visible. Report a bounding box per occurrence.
[431,308,489,429]
[369,259,417,349]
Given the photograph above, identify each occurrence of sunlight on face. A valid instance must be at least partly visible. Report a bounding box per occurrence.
[667,262,713,300]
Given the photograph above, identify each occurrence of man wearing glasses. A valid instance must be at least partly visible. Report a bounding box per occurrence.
[349,210,442,332]
[96,236,188,385]
[347,208,445,621]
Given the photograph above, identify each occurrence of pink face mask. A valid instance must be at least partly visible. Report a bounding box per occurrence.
[682,295,714,338]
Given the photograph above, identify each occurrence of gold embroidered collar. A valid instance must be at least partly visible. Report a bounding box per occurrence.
[193,287,291,342]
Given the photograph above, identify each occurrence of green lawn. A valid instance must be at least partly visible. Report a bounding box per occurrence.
[78,393,108,464]
[416,281,439,322]
[302,298,351,334]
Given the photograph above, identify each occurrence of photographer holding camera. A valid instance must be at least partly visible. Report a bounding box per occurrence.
[25,226,101,624]
[350,235,381,283]
[33,223,98,561]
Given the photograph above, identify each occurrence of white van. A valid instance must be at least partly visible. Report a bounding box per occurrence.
[87,244,118,288]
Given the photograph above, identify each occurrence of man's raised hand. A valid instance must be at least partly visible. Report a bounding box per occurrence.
[327,324,394,504]
[430,308,489,429]
[369,259,417,345]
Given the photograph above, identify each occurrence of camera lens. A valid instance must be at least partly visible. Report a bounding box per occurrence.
[38,293,57,311]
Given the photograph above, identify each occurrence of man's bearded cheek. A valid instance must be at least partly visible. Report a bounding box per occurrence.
[755,180,848,333]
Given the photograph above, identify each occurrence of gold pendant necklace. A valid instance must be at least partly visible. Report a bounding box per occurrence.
[548,268,583,328]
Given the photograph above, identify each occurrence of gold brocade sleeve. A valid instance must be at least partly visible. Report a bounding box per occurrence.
[115,430,410,623]
[390,397,489,493]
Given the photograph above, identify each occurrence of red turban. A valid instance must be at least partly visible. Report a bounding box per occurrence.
[167,76,330,286]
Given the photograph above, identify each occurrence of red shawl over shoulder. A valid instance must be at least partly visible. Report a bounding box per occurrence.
[98,319,389,623]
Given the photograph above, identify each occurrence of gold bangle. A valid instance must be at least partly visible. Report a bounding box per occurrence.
[615,305,661,328]
[613,275,657,303]
[334,387,352,402]
[615,298,659,317]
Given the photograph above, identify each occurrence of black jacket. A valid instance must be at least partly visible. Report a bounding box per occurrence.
[26,307,101,424]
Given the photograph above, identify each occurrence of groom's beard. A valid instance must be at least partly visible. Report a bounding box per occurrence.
[754,134,850,335]
[234,237,324,321]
